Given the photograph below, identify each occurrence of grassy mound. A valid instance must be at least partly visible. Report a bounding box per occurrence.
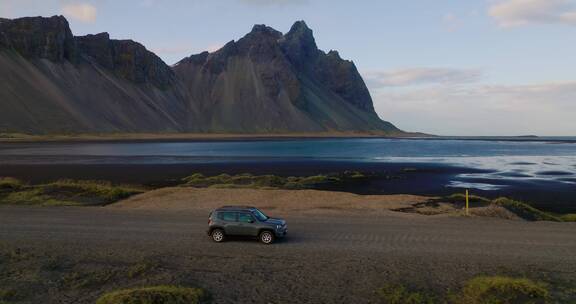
[442,193,567,222]
[0,133,16,139]
[560,214,576,222]
[376,284,438,304]
[444,193,491,204]
[0,178,144,206]
[455,276,548,304]
[96,286,207,304]
[181,172,367,190]
[491,198,561,222]
[377,276,549,304]
[0,177,23,191]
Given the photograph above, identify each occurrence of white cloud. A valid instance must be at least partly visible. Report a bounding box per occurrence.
[61,3,97,23]
[489,0,576,27]
[372,81,576,136]
[365,68,482,88]
[442,12,462,31]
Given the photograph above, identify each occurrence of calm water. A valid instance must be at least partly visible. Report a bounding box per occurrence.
[1,138,575,192]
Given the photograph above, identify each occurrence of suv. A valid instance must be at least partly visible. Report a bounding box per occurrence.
[207,206,287,244]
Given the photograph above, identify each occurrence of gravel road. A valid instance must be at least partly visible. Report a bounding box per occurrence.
[1,206,575,303]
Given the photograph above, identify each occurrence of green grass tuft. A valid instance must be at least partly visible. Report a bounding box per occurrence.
[376,284,439,304]
[444,193,490,204]
[0,178,145,206]
[454,276,549,304]
[0,289,17,302]
[61,269,118,289]
[0,177,23,191]
[181,172,361,190]
[96,285,207,304]
[445,193,572,222]
[377,276,551,304]
[492,198,562,222]
[126,260,159,279]
[560,214,576,222]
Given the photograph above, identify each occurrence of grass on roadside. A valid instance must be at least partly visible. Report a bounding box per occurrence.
[491,197,562,222]
[96,286,208,304]
[443,193,566,222]
[126,260,160,279]
[444,193,491,204]
[376,284,439,304]
[0,178,145,206]
[560,214,576,222]
[377,276,550,304]
[454,276,549,304]
[0,289,17,303]
[0,177,23,191]
[61,269,118,290]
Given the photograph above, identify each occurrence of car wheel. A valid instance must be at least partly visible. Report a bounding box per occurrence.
[259,231,274,244]
[211,229,225,243]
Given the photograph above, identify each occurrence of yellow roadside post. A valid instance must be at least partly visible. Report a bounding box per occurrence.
[465,189,470,216]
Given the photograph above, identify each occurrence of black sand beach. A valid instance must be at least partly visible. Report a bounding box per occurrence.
[1,160,575,213]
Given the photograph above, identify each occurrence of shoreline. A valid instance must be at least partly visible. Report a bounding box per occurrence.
[0,132,428,143]
[1,161,575,213]
[1,133,575,144]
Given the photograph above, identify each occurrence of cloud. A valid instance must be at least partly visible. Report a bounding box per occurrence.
[61,3,97,23]
[489,0,576,27]
[372,81,576,135]
[442,13,462,31]
[365,68,482,88]
[238,0,306,6]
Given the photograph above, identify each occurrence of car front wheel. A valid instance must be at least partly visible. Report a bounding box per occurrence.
[259,231,275,244]
[211,229,225,243]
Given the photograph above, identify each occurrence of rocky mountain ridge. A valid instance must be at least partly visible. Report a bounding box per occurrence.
[0,15,401,134]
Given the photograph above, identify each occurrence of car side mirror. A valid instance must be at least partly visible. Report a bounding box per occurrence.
[249,219,254,223]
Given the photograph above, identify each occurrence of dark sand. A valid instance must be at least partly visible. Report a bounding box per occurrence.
[1,160,575,213]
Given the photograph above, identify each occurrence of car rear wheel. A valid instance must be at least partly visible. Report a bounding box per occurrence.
[259,231,274,244]
[211,229,225,243]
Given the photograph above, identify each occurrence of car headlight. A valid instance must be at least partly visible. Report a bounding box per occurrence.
[276,224,282,229]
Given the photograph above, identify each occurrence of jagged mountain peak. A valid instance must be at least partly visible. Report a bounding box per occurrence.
[280,21,319,70]
[285,20,315,43]
[0,16,401,134]
[247,24,283,39]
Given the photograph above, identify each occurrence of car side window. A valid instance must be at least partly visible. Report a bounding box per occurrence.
[218,212,237,222]
[238,213,254,223]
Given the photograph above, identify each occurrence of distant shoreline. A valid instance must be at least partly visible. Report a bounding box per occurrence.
[1,132,575,143]
[0,132,430,143]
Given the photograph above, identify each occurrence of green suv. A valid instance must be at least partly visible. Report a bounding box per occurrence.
[207,206,287,244]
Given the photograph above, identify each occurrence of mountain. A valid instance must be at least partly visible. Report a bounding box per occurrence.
[0,16,401,134]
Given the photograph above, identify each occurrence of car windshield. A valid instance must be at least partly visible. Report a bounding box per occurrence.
[252,209,268,221]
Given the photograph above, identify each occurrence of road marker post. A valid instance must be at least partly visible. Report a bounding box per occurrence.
[466,189,469,216]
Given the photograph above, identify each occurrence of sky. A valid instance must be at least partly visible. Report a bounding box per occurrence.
[0,0,575,136]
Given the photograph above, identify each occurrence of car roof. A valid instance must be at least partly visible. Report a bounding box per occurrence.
[215,206,257,212]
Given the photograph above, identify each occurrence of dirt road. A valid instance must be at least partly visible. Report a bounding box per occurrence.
[1,206,575,303]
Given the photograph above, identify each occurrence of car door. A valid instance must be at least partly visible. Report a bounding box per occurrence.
[237,212,259,237]
[219,211,240,235]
